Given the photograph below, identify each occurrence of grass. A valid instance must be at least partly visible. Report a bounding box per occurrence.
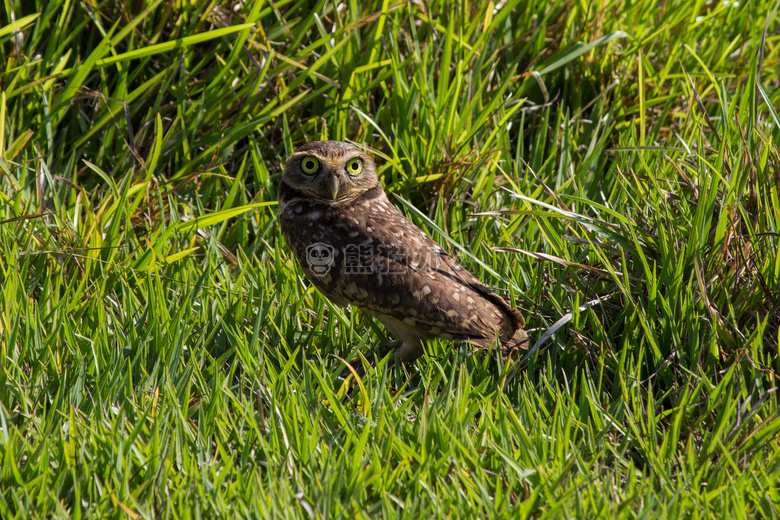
[1,0,779,517]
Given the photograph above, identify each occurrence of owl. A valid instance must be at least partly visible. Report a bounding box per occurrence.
[278,140,528,365]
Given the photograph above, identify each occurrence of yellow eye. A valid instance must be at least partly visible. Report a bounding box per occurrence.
[301,156,319,174]
[346,158,363,176]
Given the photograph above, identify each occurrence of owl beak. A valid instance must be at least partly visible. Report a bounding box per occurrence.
[326,175,340,200]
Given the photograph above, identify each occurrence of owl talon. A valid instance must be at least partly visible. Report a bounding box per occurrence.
[336,340,404,380]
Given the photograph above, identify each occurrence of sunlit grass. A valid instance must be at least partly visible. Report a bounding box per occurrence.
[1,0,779,518]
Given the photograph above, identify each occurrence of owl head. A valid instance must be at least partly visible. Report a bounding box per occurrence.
[282,141,379,204]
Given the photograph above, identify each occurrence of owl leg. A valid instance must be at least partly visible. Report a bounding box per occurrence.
[337,340,402,379]
[365,311,430,366]
[389,339,424,364]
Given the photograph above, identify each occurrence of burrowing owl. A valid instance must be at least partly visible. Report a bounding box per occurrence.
[279,140,528,365]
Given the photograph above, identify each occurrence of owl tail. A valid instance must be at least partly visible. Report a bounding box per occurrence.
[466,283,529,352]
[501,322,529,353]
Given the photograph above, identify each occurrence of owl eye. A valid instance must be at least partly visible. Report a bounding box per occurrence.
[346,158,363,176]
[301,157,319,174]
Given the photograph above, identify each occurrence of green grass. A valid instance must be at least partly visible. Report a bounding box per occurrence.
[1,0,779,517]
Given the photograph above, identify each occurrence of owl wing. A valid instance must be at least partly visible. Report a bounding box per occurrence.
[323,197,520,345]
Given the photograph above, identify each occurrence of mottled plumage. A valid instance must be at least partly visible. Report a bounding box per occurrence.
[279,140,528,363]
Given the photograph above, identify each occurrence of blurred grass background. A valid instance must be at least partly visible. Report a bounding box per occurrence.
[1,0,779,517]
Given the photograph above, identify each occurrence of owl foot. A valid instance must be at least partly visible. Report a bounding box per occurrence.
[337,340,404,380]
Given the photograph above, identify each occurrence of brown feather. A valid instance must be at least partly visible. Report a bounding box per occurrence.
[279,140,528,364]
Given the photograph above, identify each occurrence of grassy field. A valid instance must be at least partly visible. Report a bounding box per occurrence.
[2,0,780,517]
